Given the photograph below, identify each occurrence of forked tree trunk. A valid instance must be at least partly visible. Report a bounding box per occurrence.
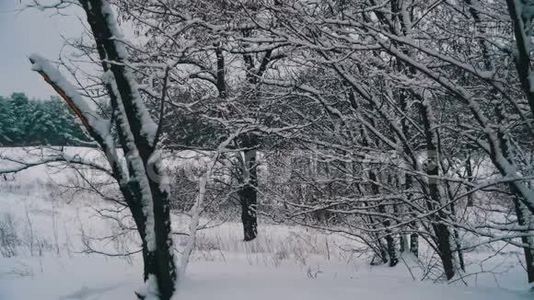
[34,1,179,298]
[215,43,258,241]
[86,0,177,294]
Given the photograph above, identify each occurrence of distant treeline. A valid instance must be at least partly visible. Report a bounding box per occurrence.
[0,93,89,146]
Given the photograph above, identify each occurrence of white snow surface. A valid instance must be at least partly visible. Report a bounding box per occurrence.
[2,255,530,300]
[0,147,532,300]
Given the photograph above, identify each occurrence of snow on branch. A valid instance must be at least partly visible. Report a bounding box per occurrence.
[28,54,111,144]
[0,147,112,176]
[97,1,158,146]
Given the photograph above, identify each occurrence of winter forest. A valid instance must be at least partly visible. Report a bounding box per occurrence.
[1,0,534,299]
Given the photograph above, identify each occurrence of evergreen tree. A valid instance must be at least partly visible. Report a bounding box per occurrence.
[0,93,89,146]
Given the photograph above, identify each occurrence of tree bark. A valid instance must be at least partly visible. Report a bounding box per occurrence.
[420,99,456,280]
[506,0,534,115]
[78,1,178,298]
[465,155,474,206]
[495,103,534,283]
[513,197,534,283]
[239,138,258,241]
[370,171,398,266]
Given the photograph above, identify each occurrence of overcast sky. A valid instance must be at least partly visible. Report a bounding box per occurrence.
[0,1,82,99]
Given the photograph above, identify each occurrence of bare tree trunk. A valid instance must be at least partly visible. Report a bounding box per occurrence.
[465,155,474,207]
[438,130,466,273]
[404,175,419,257]
[449,201,466,272]
[239,136,258,241]
[84,0,177,293]
[394,200,409,254]
[32,1,178,298]
[513,197,534,283]
[495,103,534,283]
[147,175,176,299]
[506,0,534,115]
[370,171,398,266]
[398,94,420,260]
[503,3,534,281]
[420,99,456,280]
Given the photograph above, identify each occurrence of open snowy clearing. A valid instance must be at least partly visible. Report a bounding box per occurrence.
[1,255,531,300]
[0,157,531,300]
[0,88,526,299]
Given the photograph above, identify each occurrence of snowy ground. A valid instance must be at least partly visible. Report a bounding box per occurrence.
[1,256,530,300]
[0,148,532,299]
